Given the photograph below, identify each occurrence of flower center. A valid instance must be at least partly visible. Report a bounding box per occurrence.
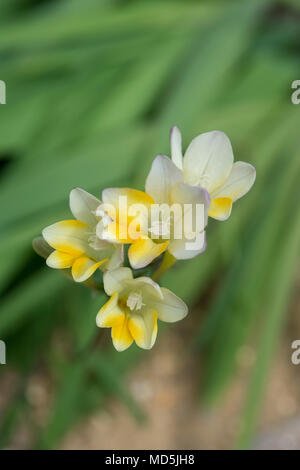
[126,291,144,311]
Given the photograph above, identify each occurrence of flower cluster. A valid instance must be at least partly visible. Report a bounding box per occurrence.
[33,127,256,351]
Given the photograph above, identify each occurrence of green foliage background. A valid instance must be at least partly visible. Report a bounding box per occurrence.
[0,0,299,449]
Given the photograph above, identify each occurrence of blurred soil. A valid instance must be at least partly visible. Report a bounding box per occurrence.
[1,279,300,450]
[61,280,300,450]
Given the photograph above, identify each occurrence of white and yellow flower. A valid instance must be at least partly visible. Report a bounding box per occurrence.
[145,154,210,261]
[42,188,123,282]
[96,187,169,270]
[169,126,256,220]
[97,162,209,269]
[96,267,188,351]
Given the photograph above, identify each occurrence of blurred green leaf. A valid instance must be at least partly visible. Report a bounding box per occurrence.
[237,183,300,448]
[1,0,300,450]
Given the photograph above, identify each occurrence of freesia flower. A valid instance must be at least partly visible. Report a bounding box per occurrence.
[97,169,209,270]
[96,188,169,270]
[145,154,210,261]
[96,267,188,351]
[42,188,123,282]
[169,126,256,220]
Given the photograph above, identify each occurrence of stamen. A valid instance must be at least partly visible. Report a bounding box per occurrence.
[126,292,144,311]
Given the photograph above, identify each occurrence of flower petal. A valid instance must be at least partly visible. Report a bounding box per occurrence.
[32,237,53,259]
[96,293,124,328]
[99,221,136,244]
[154,288,188,323]
[100,188,152,243]
[168,231,206,259]
[46,250,77,269]
[145,154,183,204]
[102,187,154,213]
[128,309,157,350]
[128,237,169,270]
[103,267,133,296]
[42,220,89,256]
[69,188,100,227]
[211,161,256,202]
[170,126,183,170]
[170,182,210,232]
[87,235,112,251]
[128,276,163,300]
[104,244,124,271]
[111,314,133,352]
[208,197,232,220]
[183,130,233,193]
[72,255,107,282]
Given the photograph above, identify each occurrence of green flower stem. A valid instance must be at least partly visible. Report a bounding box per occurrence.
[152,251,176,281]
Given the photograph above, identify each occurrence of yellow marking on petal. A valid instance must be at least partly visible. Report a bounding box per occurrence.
[100,293,118,312]
[57,220,87,229]
[128,237,169,269]
[98,309,124,328]
[57,244,83,257]
[128,317,144,345]
[127,189,154,206]
[101,189,151,243]
[103,221,136,244]
[128,309,158,350]
[103,188,154,209]
[42,220,89,256]
[208,197,232,221]
[111,314,133,352]
[46,250,77,269]
[72,255,107,282]
[151,311,158,348]
[96,293,125,328]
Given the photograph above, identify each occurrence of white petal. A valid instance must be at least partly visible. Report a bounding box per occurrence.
[105,244,124,271]
[211,161,256,202]
[183,130,233,193]
[168,231,206,260]
[87,240,124,272]
[95,219,108,240]
[145,154,183,204]
[153,288,188,323]
[87,235,111,251]
[103,267,133,296]
[42,220,89,256]
[69,188,100,227]
[46,250,76,269]
[128,276,163,300]
[32,237,53,259]
[170,182,210,232]
[170,126,183,170]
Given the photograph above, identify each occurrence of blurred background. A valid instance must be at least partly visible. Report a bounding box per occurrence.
[0,0,300,450]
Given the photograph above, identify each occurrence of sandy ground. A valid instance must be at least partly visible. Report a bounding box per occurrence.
[60,289,300,450]
[1,284,300,450]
